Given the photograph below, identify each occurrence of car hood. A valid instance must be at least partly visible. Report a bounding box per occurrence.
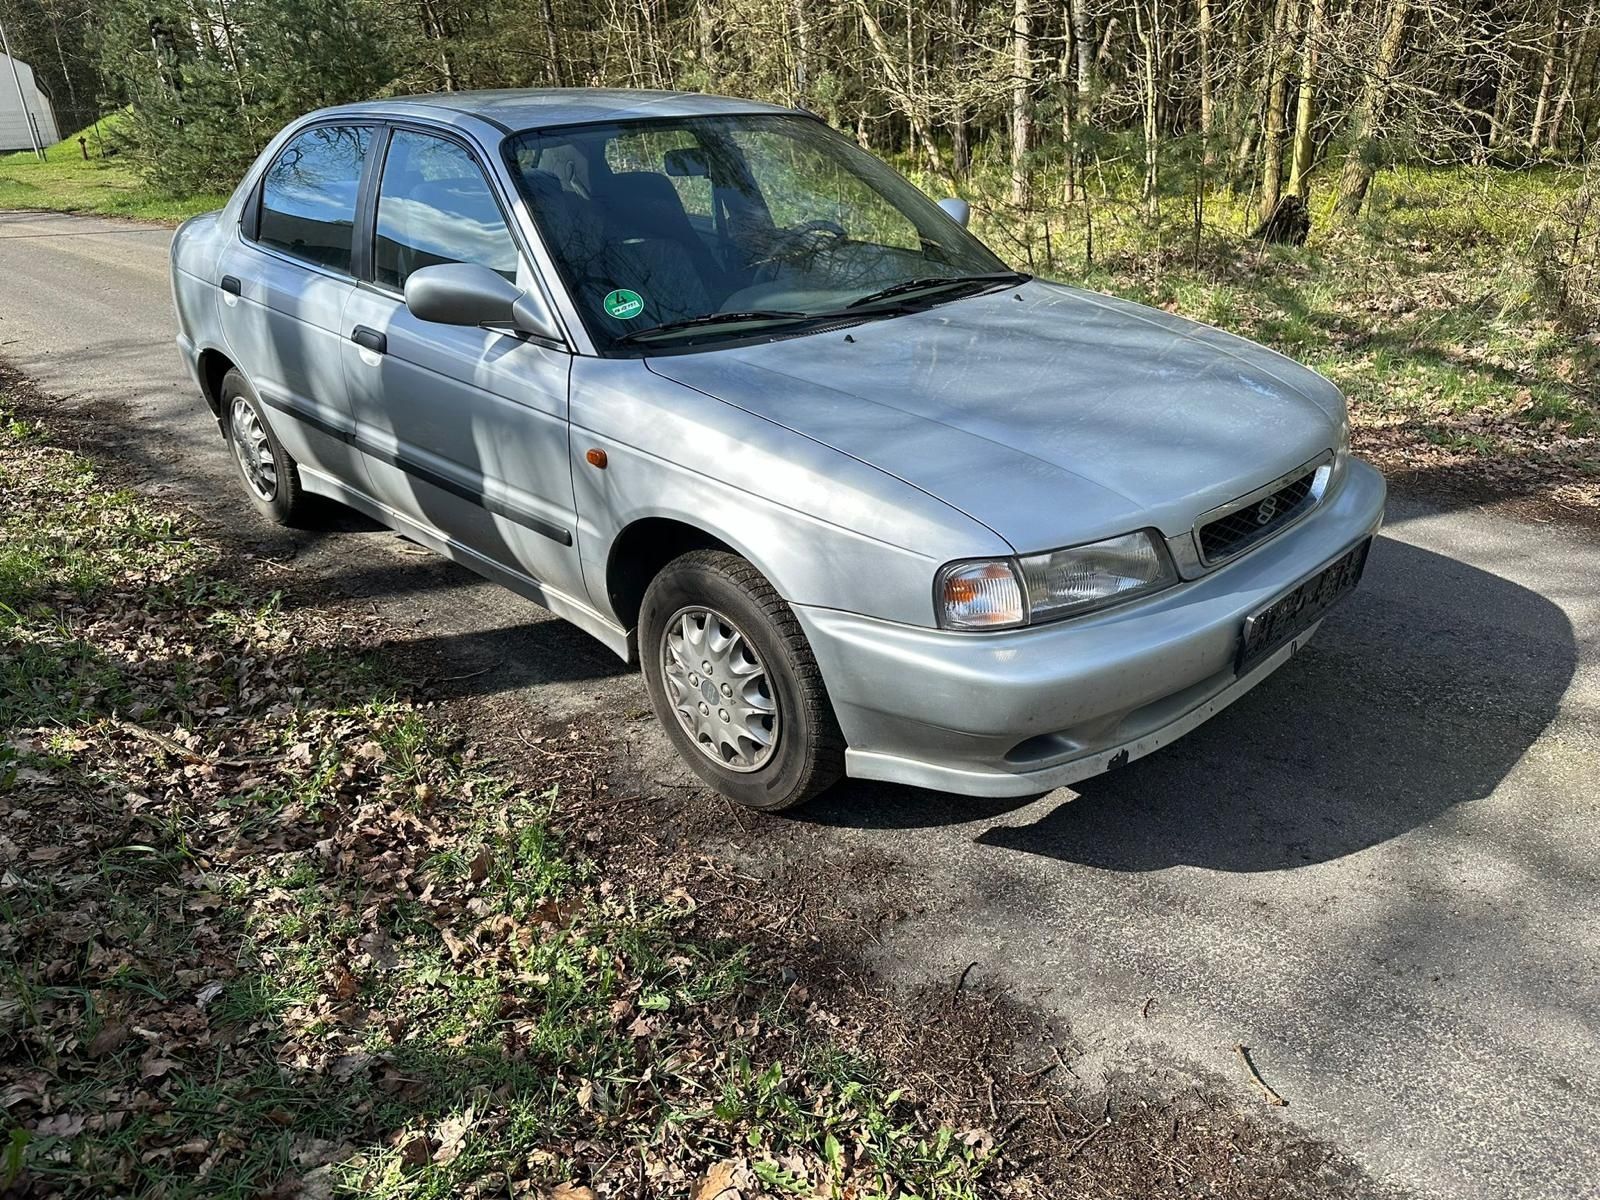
[645,279,1347,553]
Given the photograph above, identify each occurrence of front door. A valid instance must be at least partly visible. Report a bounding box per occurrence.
[339,127,582,602]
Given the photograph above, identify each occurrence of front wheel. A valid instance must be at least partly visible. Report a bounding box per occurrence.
[639,551,844,811]
[219,369,313,526]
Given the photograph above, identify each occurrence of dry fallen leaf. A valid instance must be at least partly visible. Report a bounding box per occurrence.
[432,1111,471,1164]
[140,1056,181,1081]
[548,1185,597,1200]
[693,1160,743,1200]
[31,1113,87,1138]
[328,963,359,1000]
[86,1022,128,1057]
[398,1134,434,1169]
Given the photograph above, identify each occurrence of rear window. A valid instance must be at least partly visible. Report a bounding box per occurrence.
[255,125,373,273]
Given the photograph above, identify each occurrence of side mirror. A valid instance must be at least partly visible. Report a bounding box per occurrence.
[937,197,971,228]
[404,263,563,343]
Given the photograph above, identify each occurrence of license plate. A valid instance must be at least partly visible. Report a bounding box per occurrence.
[1237,538,1371,675]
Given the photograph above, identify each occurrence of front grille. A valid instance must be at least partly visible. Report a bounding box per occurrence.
[1198,467,1319,563]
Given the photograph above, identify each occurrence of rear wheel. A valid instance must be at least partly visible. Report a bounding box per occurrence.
[219,369,312,526]
[640,550,844,811]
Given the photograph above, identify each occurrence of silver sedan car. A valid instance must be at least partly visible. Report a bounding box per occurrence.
[170,89,1385,810]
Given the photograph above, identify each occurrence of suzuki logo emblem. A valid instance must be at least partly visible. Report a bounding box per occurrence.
[1255,496,1279,525]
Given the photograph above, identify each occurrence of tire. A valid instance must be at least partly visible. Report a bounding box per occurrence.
[640,550,845,811]
[218,368,312,526]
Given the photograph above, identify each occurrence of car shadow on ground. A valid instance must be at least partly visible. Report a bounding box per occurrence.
[367,620,634,692]
[798,533,1578,872]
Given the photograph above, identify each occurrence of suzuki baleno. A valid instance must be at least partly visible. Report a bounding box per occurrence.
[170,89,1386,810]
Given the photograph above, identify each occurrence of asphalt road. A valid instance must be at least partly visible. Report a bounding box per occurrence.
[4,209,1597,1200]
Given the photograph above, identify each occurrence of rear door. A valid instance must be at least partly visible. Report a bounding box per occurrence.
[339,125,583,600]
[215,123,375,484]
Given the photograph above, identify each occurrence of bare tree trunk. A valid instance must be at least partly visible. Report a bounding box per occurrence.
[1578,23,1600,146]
[49,19,78,119]
[695,0,718,80]
[640,0,667,88]
[1198,0,1216,164]
[1059,0,1093,201]
[794,0,812,100]
[1232,3,1271,179]
[1286,0,1325,197]
[1528,5,1564,151]
[541,0,566,86]
[1095,18,1120,72]
[210,0,252,117]
[1060,0,1076,200]
[1259,0,1297,221]
[1132,0,1162,218]
[950,0,970,176]
[419,0,459,91]
[856,0,957,186]
[1547,1,1594,151]
[1334,0,1412,218]
[1011,0,1033,206]
[1072,0,1093,88]
[1487,55,1513,150]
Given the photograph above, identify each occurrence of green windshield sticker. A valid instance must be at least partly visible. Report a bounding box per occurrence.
[603,289,644,320]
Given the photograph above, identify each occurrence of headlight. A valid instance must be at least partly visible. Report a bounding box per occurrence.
[1019,530,1176,621]
[935,530,1176,630]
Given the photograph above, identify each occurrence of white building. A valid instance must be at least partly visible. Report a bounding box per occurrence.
[0,51,61,153]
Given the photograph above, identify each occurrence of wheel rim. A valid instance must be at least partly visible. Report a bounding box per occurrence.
[660,605,780,773]
[229,396,277,502]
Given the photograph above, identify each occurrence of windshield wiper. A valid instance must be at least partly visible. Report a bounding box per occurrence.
[614,309,811,345]
[846,271,1030,310]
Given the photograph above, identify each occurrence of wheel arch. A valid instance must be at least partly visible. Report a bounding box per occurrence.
[195,347,238,418]
[604,516,742,637]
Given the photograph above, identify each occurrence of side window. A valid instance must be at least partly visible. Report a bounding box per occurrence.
[374,130,520,290]
[256,125,372,273]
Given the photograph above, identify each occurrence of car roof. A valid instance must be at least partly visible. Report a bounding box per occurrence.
[330,88,799,133]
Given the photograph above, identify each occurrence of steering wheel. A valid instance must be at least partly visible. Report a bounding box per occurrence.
[791,218,847,240]
[748,219,849,277]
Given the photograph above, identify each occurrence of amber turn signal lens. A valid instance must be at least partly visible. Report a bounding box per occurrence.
[936,560,1025,629]
[585,448,608,469]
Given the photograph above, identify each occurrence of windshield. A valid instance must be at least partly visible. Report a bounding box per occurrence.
[503,113,1013,352]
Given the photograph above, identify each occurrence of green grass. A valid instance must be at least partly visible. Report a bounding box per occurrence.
[0,399,996,1198]
[0,114,225,222]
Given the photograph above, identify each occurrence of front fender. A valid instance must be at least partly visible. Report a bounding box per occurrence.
[569,358,1009,628]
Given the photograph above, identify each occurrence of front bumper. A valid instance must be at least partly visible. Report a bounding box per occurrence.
[793,458,1387,798]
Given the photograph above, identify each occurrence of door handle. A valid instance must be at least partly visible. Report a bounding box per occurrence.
[351,326,387,355]
[219,275,241,296]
